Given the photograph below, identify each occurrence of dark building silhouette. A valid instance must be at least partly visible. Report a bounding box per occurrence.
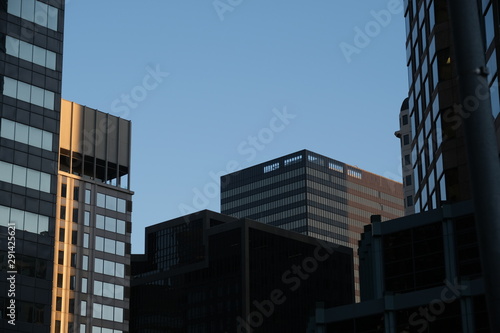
[307,201,490,332]
[0,1,65,332]
[399,0,500,213]
[130,210,354,333]
[221,149,404,301]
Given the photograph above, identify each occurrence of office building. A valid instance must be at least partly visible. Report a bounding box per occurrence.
[221,149,404,301]
[0,1,65,332]
[400,0,500,213]
[307,201,490,332]
[51,100,133,333]
[131,210,354,333]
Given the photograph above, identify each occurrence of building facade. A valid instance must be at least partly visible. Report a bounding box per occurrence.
[51,100,133,333]
[307,201,490,332]
[221,149,404,301]
[401,0,500,213]
[0,1,65,332]
[131,210,354,333]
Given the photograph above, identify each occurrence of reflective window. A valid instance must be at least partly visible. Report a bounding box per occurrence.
[95,236,126,256]
[84,211,90,226]
[484,7,495,49]
[3,77,55,110]
[5,36,57,70]
[94,258,125,278]
[0,205,49,235]
[82,255,89,270]
[82,278,88,293]
[97,193,127,213]
[85,189,91,204]
[81,301,87,316]
[83,233,89,248]
[7,0,59,31]
[93,281,124,300]
[1,119,53,150]
[96,214,126,235]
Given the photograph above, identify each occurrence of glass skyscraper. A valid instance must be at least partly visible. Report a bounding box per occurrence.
[1,1,65,331]
[400,0,500,213]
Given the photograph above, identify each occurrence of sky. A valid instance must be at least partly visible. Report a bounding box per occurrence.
[61,0,408,253]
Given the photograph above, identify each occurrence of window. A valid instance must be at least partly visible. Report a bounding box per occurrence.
[5,36,57,70]
[72,208,79,223]
[61,184,67,198]
[96,193,127,213]
[84,211,90,226]
[405,175,413,186]
[96,214,126,234]
[81,301,87,317]
[82,278,88,293]
[95,236,126,256]
[0,206,49,235]
[60,206,66,220]
[402,114,409,125]
[82,255,89,270]
[3,77,55,110]
[92,303,124,323]
[93,281,125,300]
[85,189,91,204]
[403,134,410,145]
[7,0,59,31]
[57,273,63,288]
[0,161,51,192]
[73,187,80,201]
[404,154,411,165]
[94,258,124,278]
[83,233,89,248]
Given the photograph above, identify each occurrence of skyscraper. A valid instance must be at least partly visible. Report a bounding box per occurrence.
[52,100,133,333]
[221,149,404,301]
[0,1,65,331]
[400,0,500,213]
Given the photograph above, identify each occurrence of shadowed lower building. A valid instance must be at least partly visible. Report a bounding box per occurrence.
[130,210,354,333]
[307,201,490,332]
[220,149,404,301]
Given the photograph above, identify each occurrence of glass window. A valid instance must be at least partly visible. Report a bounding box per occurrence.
[115,263,124,278]
[0,161,13,183]
[485,7,495,48]
[83,233,89,248]
[104,238,114,253]
[95,236,104,251]
[7,0,22,16]
[82,255,89,270]
[117,199,126,213]
[105,196,117,211]
[82,278,88,293]
[105,217,116,232]
[114,308,123,323]
[95,258,103,274]
[92,304,102,319]
[102,305,113,321]
[104,261,115,276]
[84,211,90,226]
[116,242,125,256]
[117,220,126,234]
[12,165,27,187]
[0,119,15,140]
[115,285,124,300]
[3,77,17,98]
[94,281,103,296]
[85,189,91,204]
[97,193,105,207]
[103,282,114,298]
[81,301,87,316]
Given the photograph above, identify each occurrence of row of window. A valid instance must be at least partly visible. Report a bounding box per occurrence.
[263,162,279,173]
[3,77,55,110]
[96,214,126,234]
[258,206,307,224]
[1,118,53,151]
[92,303,124,323]
[96,193,127,213]
[91,327,122,333]
[95,236,125,256]
[94,258,125,278]
[5,35,57,70]
[221,168,305,199]
[230,193,306,219]
[221,180,305,211]
[0,205,49,235]
[0,161,51,193]
[93,280,125,300]
[7,0,59,31]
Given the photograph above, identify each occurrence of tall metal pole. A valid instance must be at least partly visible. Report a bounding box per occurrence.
[448,0,500,330]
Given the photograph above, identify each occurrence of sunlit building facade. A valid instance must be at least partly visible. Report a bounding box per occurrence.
[221,149,404,301]
[0,1,65,332]
[51,100,133,333]
[401,0,500,213]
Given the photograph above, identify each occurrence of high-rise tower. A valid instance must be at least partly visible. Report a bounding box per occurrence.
[221,149,404,301]
[400,0,500,213]
[1,1,65,331]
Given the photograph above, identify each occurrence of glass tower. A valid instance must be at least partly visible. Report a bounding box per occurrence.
[0,1,64,331]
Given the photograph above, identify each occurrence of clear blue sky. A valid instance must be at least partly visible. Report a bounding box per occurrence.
[61,0,408,253]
